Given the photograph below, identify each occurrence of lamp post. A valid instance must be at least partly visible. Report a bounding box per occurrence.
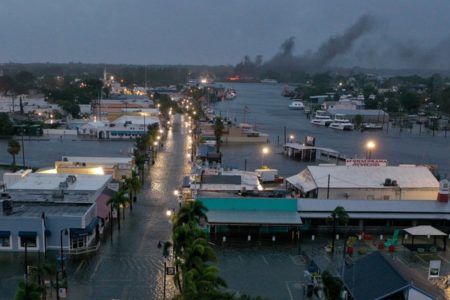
[261,146,269,167]
[56,229,68,300]
[289,134,295,143]
[366,140,376,159]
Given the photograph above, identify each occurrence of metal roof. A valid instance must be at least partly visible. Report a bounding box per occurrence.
[297,199,450,220]
[404,225,447,236]
[207,211,301,225]
[284,142,340,154]
[303,165,439,189]
[343,252,442,300]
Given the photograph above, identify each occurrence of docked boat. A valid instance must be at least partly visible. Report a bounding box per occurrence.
[225,88,237,100]
[362,123,383,130]
[329,114,355,131]
[310,110,333,126]
[288,100,304,110]
[261,78,278,84]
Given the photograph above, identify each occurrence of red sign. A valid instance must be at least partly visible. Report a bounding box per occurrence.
[345,159,388,167]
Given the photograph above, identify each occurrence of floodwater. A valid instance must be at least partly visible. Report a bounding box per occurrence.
[0,115,189,299]
[214,82,450,177]
[0,136,134,168]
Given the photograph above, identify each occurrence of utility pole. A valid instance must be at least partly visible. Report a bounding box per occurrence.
[327,174,330,199]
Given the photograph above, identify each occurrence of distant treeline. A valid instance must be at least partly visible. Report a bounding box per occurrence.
[0,63,234,86]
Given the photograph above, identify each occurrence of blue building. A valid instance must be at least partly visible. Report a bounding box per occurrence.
[0,200,98,253]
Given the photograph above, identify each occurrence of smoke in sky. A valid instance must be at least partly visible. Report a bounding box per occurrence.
[264,14,378,72]
[238,13,450,75]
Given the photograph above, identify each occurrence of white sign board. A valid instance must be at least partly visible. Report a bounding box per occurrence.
[58,288,67,298]
[345,159,388,167]
[107,182,120,192]
[428,260,441,278]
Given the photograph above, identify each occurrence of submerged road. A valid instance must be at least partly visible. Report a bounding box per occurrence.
[66,114,189,299]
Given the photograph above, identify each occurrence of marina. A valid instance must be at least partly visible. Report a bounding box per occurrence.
[213,82,450,177]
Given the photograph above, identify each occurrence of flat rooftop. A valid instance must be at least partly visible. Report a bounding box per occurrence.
[7,173,111,191]
[112,115,159,126]
[0,201,93,218]
[62,156,133,164]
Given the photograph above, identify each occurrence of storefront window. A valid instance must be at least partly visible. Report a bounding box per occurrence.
[20,236,37,248]
[0,236,11,248]
[72,237,85,249]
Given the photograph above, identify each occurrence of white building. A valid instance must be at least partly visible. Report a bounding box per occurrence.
[286,165,440,200]
[79,115,160,139]
[53,156,135,180]
[3,171,112,203]
[0,95,61,114]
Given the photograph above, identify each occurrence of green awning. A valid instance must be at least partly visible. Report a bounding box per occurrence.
[0,231,10,238]
[18,231,37,238]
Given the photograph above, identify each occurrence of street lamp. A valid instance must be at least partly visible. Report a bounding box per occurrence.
[166,209,173,217]
[289,134,295,143]
[261,146,269,167]
[56,228,68,300]
[366,140,376,159]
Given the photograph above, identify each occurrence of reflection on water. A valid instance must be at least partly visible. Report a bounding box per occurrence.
[214,82,450,176]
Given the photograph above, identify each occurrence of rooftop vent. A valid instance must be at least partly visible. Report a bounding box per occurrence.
[59,181,68,189]
[2,200,13,215]
[66,175,77,185]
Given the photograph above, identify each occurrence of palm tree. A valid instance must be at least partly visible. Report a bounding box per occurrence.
[7,138,20,169]
[125,171,142,207]
[213,117,224,153]
[107,188,128,231]
[173,201,208,229]
[328,206,349,256]
[15,280,43,300]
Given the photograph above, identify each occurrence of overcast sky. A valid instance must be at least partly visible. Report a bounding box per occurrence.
[1,0,450,66]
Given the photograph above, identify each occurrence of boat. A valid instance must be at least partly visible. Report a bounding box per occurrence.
[310,110,333,126]
[260,78,278,84]
[288,100,304,110]
[362,123,383,130]
[329,114,355,131]
[224,88,237,100]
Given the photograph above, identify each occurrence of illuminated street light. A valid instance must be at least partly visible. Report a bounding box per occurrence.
[173,190,179,196]
[166,209,173,217]
[289,134,295,142]
[366,140,376,159]
[261,147,269,167]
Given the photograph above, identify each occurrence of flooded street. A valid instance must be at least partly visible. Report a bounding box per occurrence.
[214,83,450,177]
[0,115,190,300]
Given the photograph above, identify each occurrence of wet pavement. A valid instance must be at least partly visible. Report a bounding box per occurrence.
[0,114,190,299]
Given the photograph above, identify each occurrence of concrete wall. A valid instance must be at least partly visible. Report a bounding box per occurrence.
[317,187,438,200]
[43,129,78,136]
[45,216,83,250]
[0,217,44,252]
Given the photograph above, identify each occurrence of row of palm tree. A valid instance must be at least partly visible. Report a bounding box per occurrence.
[107,170,142,232]
[170,201,227,299]
[170,202,266,300]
